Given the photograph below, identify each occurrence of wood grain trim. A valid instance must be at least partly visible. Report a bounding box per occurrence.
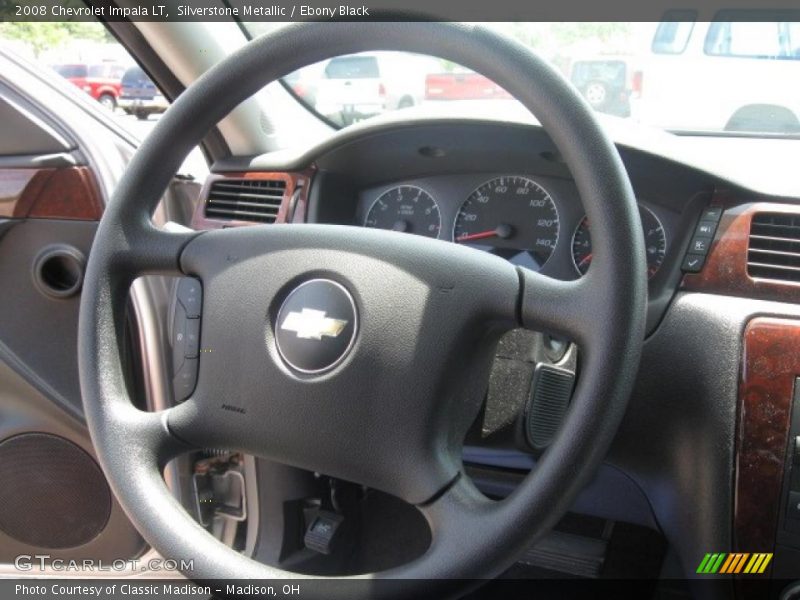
[681,196,800,303]
[0,166,103,221]
[736,318,798,559]
[191,170,314,230]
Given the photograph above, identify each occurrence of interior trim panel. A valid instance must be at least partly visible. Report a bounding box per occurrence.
[0,166,103,221]
[736,319,799,557]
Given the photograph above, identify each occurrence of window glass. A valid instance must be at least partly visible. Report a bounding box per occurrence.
[651,12,696,54]
[324,55,380,79]
[705,20,800,58]
[0,21,207,178]
[791,22,800,55]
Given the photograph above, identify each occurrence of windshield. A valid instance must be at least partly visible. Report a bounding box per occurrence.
[246,18,800,136]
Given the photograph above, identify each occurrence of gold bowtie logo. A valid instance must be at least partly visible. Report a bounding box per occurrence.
[280,308,347,340]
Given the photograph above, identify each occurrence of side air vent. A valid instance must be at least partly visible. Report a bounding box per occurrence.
[748,212,800,282]
[204,178,286,224]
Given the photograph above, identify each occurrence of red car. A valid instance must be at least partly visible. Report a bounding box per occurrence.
[52,63,126,110]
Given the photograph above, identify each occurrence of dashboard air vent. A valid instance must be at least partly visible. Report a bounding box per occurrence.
[747,212,800,282]
[204,178,286,224]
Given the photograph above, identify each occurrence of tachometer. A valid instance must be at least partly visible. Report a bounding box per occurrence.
[571,204,667,279]
[453,176,560,269]
[364,185,441,239]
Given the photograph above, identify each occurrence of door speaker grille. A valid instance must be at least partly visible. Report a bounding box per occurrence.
[0,433,111,548]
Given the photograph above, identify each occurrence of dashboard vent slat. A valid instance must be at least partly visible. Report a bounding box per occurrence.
[748,213,800,282]
[204,178,286,224]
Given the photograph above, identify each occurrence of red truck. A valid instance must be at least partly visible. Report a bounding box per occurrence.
[424,69,512,101]
[52,63,127,110]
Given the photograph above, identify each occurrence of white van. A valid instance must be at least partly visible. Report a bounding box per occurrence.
[631,11,800,133]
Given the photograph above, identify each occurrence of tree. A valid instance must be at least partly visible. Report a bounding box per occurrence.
[0,21,112,57]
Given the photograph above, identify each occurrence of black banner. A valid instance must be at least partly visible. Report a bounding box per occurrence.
[3,577,789,599]
[1,0,800,22]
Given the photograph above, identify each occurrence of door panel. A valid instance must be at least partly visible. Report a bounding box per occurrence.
[0,82,145,563]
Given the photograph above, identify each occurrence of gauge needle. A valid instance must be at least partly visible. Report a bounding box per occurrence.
[456,224,513,243]
[578,253,593,267]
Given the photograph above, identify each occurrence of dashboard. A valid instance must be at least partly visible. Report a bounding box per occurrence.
[203,119,716,333]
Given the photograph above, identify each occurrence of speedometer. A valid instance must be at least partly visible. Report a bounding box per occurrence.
[453,176,560,269]
[364,185,441,239]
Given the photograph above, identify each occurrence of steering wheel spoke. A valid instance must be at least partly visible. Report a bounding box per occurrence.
[518,267,595,344]
[83,402,193,482]
[126,226,199,277]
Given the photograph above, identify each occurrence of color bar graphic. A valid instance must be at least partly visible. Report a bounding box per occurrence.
[697,553,773,574]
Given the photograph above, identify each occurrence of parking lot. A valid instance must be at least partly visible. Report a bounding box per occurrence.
[108,109,208,178]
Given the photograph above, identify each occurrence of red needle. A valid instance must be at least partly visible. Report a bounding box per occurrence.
[456,230,499,242]
[578,253,593,267]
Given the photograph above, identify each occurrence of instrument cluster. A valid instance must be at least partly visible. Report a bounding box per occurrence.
[358,173,670,279]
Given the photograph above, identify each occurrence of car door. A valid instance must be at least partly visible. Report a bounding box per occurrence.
[0,51,146,568]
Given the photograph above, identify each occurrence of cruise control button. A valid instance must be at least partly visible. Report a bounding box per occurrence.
[682,254,706,273]
[173,357,198,402]
[177,278,202,318]
[690,236,712,254]
[184,318,201,359]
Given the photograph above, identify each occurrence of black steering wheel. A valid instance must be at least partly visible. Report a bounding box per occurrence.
[78,22,646,597]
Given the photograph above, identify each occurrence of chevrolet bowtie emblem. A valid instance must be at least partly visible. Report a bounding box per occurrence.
[280,308,348,340]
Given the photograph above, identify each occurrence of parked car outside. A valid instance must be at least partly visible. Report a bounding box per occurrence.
[313,52,441,125]
[52,62,126,110]
[568,55,633,117]
[631,11,800,133]
[118,65,169,120]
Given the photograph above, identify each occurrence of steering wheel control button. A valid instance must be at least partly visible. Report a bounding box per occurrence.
[184,317,201,359]
[178,277,203,318]
[172,301,187,373]
[172,277,203,401]
[275,279,357,374]
[173,357,199,402]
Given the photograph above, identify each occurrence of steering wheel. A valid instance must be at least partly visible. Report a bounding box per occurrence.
[78,22,646,597]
